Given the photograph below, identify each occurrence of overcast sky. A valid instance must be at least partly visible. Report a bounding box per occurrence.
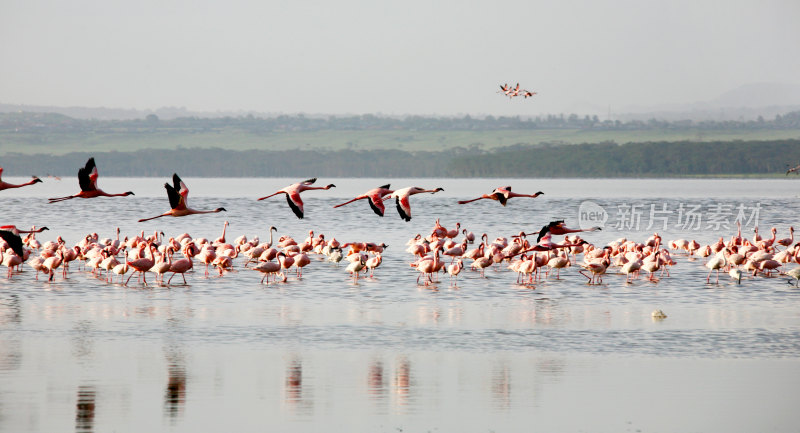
[1,0,798,116]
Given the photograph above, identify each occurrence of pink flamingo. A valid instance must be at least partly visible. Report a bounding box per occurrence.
[48,158,134,203]
[458,186,543,206]
[138,173,226,222]
[257,178,336,219]
[333,184,394,216]
[526,220,601,242]
[382,186,444,222]
[168,254,194,284]
[126,243,156,285]
[0,167,42,191]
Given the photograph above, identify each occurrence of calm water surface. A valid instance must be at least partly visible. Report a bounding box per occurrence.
[1,177,799,432]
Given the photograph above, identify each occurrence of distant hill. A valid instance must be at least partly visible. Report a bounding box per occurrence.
[0,103,277,121]
[617,82,800,121]
[3,82,800,122]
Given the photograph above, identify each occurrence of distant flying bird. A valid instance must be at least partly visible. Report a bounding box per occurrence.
[48,157,134,203]
[458,186,543,206]
[0,167,42,191]
[382,186,444,222]
[257,178,336,219]
[497,83,536,99]
[333,184,394,216]
[786,162,800,175]
[138,173,226,222]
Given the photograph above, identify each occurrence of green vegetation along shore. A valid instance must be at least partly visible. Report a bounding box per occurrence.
[1,112,799,177]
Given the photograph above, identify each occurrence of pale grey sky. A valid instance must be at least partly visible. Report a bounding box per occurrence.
[1,0,798,116]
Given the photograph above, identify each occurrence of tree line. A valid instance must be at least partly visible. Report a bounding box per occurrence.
[3,110,800,135]
[2,140,798,178]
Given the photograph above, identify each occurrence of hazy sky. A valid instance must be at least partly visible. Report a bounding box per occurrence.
[1,0,798,116]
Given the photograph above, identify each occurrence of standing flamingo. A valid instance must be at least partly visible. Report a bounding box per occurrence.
[0,167,42,191]
[48,158,134,203]
[458,186,543,206]
[333,184,394,216]
[257,178,336,219]
[382,186,444,222]
[138,173,226,222]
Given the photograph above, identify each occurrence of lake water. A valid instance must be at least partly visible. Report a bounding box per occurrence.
[1,177,799,432]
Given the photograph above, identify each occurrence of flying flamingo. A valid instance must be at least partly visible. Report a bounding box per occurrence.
[526,220,602,242]
[48,158,134,203]
[0,167,42,191]
[458,186,543,206]
[382,186,444,222]
[333,184,394,216]
[138,173,226,222]
[257,178,335,219]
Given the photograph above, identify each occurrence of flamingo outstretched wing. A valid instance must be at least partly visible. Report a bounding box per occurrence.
[78,158,98,192]
[0,230,24,257]
[286,192,305,219]
[396,196,412,222]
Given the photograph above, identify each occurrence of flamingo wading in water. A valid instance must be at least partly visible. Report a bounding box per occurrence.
[138,173,226,222]
[48,158,134,203]
[257,178,336,219]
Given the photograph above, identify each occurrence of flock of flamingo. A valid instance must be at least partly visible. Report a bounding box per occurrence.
[498,83,537,99]
[2,158,800,288]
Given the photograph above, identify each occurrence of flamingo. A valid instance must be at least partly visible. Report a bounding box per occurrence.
[257,178,336,219]
[252,259,283,284]
[138,173,226,222]
[776,227,794,249]
[48,158,134,203]
[447,259,464,285]
[786,266,800,286]
[0,167,42,191]
[168,255,194,284]
[126,243,156,285]
[345,255,367,283]
[41,250,64,282]
[705,251,727,284]
[526,220,601,241]
[365,253,382,277]
[382,186,444,222]
[333,184,394,216]
[458,186,543,206]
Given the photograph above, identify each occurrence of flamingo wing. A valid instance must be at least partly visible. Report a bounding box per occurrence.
[78,157,98,191]
[173,173,189,199]
[286,192,305,219]
[396,196,412,222]
[301,178,317,186]
[0,230,24,257]
[164,182,185,210]
[367,196,386,216]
